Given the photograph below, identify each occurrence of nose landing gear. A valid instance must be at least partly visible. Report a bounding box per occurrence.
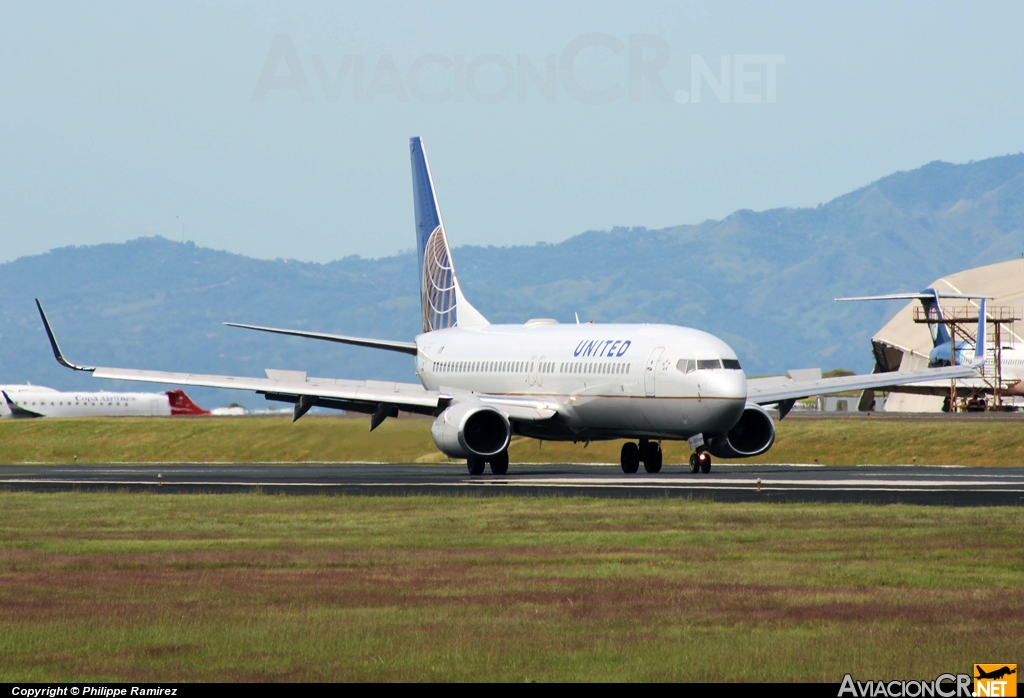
[689,450,711,474]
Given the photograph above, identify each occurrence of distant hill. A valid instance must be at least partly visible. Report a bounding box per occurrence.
[3,153,1024,409]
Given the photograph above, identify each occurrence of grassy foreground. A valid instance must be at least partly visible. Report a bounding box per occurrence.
[0,493,1021,682]
[2,414,1024,466]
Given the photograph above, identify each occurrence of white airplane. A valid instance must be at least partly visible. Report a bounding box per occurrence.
[0,385,209,418]
[34,138,985,474]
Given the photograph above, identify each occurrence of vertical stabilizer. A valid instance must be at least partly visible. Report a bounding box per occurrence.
[921,289,951,348]
[410,137,488,333]
[973,298,987,365]
[166,389,211,416]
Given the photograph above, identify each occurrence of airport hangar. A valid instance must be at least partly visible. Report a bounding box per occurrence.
[862,258,1024,412]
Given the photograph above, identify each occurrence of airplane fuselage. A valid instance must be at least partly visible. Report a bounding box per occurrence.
[414,322,748,441]
[0,386,209,418]
[1,387,173,418]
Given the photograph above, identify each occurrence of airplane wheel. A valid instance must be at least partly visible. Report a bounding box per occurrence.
[620,442,640,474]
[489,451,509,475]
[689,453,700,473]
[643,442,662,473]
[467,458,485,475]
[699,452,712,474]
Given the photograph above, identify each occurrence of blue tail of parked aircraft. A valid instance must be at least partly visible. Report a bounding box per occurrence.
[837,289,991,367]
[918,290,952,349]
[410,137,488,334]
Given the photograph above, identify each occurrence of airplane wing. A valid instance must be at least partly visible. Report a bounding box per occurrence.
[748,363,981,406]
[754,297,990,413]
[35,299,560,426]
[88,366,562,424]
[477,395,561,421]
[36,299,444,424]
[878,376,1015,397]
[92,366,442,408]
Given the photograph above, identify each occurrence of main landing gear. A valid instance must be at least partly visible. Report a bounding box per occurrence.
[620,439,662,474]
[689,449,712,474]
[619,439,712,474]
[467,450,509,476]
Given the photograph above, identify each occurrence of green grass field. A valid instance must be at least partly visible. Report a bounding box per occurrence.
[0,493,1021,682]
[1,414,1024,466]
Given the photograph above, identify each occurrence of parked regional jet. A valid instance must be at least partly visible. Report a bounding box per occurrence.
[839,290,1024,401]
[0,386,209,418]
[34,138,985,474]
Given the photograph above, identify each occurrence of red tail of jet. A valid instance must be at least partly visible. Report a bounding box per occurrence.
[166,389,210,416]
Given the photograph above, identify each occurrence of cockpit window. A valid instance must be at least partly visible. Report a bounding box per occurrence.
[722,359,742,370]
[675,359,695,374]
[697,359,722,370]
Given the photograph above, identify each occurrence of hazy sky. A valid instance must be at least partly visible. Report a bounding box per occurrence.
[3,1,1023,264]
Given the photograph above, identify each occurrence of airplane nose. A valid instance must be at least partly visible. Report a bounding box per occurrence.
[703,370,747,400]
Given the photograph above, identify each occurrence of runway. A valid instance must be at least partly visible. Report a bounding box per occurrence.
[3,463,1024,505]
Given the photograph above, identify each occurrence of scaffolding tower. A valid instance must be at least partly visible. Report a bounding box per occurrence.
[913,305,1023,411]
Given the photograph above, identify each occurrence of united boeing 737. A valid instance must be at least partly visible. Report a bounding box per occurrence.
[36,138,984,474]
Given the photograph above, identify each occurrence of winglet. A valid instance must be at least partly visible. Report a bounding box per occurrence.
[971,298,987,367]
[35,299,95,372]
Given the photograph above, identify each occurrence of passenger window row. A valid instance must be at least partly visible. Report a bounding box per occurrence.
[559,362,630,375]
[18,401,127,407]
[432,360,555,374]
[430,360,630,376]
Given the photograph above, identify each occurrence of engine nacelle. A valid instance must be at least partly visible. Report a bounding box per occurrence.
[705,402,776,459]
[431,403,511,459]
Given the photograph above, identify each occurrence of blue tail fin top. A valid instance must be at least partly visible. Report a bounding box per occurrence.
[921,289,952,348]
[411,137,441,271]
[409,137,489,333]
[410,137,457,332]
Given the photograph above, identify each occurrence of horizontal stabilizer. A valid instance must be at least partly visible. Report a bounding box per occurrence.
[836,292,993,301]
[225,323,418,355]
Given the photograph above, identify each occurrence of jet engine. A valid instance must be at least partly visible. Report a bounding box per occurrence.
[705,402,776,459]
[431,402,511,459]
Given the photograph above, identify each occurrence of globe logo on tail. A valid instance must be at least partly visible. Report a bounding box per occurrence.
[422,226,458,332]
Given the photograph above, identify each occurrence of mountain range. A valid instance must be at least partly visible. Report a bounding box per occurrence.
[3,152,1024,409]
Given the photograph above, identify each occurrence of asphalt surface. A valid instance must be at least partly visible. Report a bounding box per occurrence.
[2,462,1024,505]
